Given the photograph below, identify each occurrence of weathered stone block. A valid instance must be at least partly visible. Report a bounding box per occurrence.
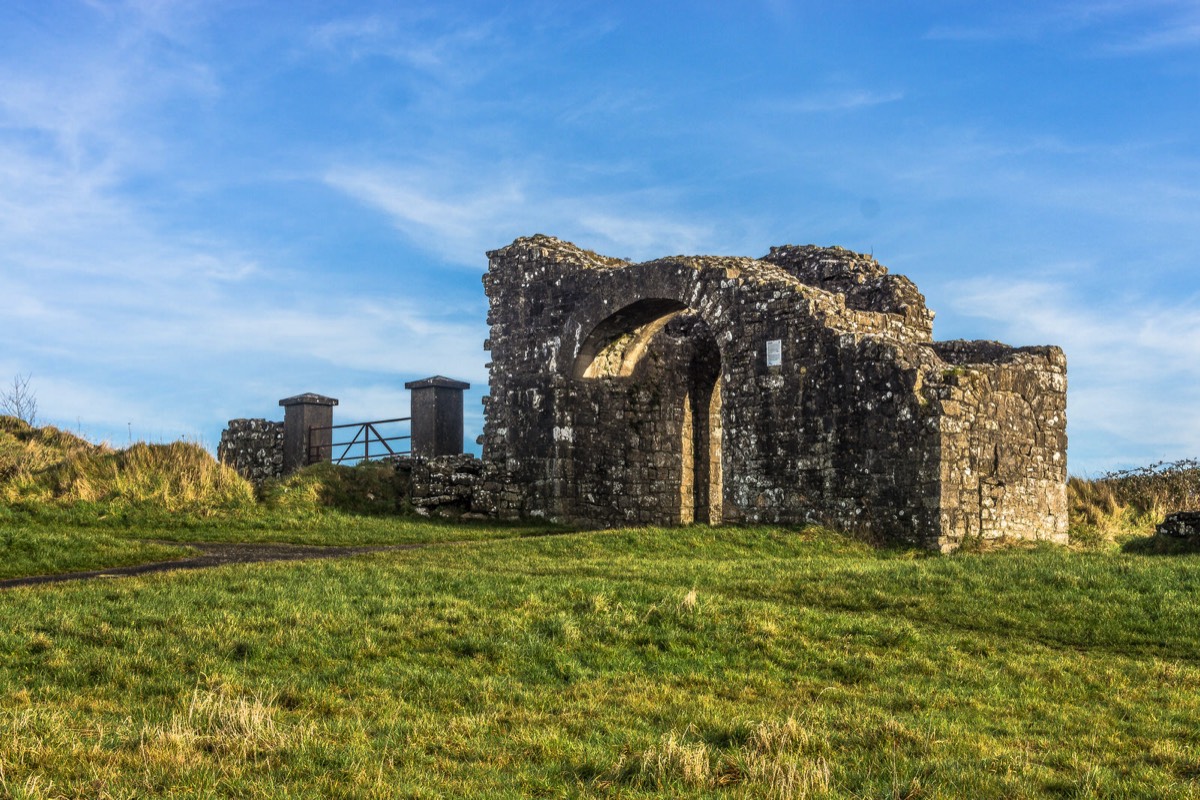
[218,418,285,484]
[1157,511,1200,538]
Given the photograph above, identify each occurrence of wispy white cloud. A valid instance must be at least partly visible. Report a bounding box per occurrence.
[839,126,1200,274]
[777,89,904,114]
[1102,18,1200,53]
[324,163,735,265]
[947,277,1200,471]
[574,211,716,259]
[324,167,526,263]
[199,302,487,381]
[923,2,1121,42]
[925,0,1200,55]
[557,89,657,125]
[307,11,502,83]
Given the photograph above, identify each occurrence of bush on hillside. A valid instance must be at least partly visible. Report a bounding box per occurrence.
[0,416,254,512]
[1069,459,1200,545]
[261,460,408,515]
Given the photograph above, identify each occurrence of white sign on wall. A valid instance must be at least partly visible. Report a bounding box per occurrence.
[766,339,782,367]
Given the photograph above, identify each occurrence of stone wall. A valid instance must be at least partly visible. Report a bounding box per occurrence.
[393,454,492,517]
[479,235,1068,550]
[217,418,284,484]
[931,341,1068,543]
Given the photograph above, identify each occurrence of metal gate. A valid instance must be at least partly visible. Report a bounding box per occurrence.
[307,417,411,465]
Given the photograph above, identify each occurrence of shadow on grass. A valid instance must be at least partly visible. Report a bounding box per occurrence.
[1121,534,1200,556]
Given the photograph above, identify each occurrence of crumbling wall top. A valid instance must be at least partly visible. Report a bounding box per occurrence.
[487,234,630,271]
[486,236,937,342]
[762,244,935,339]
[932,339,1066,368]
[641,254,801,285]
[762,244,889,285]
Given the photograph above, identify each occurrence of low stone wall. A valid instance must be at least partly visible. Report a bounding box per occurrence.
[218,418,284,484]
[1158,511,1200,538]
[393,454,494,518]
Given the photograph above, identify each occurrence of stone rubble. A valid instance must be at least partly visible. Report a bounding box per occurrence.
[217,418,284,484]
[1157,511,1200,538]
[392,454,490,517]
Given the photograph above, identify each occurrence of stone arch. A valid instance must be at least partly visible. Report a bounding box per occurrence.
[572,298,688,379]
[570,297,725,525]
[555,261,712,377]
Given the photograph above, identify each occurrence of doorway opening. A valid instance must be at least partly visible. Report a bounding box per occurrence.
[574,304,723,526]
[679,318,722,525]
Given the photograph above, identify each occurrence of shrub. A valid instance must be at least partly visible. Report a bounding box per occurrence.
[260,459,407,515]
[1069,459,1200,545]
[0,418,254,512]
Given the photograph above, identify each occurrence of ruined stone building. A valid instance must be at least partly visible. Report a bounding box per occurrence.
[479,235,1067,551]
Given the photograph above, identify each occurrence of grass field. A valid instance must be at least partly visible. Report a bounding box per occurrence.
[3,523,1200,798]
[3,418,1200,797]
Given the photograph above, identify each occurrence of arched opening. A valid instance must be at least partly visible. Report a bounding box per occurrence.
[573,303,723,526]
[573,298,687,379]
[676,316,722,525]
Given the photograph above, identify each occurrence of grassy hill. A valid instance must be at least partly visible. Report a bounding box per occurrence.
[2,526,1200,797]
[0,416,253,511]
[2,417,1200,796]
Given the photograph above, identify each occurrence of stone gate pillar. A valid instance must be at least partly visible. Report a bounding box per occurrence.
[279,393,338,474]
[405,376,469,457]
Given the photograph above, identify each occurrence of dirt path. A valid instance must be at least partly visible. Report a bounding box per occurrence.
[0,541,421,590]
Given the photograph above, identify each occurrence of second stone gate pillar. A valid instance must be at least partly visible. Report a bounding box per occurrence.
[405,376,469,457]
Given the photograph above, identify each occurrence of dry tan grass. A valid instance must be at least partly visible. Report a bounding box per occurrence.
[0,416,253,510]
[49,442,253,509]
[1068,460,1200,545]
[637,730,712,788]
[0,686,312,796]
[0,416,100,488]
[0,771,56,800]
[678,587,699,614]
[607,718,831,798]
[141,686,296,763]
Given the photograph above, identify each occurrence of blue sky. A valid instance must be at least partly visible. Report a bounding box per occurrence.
[1,0,1198,474]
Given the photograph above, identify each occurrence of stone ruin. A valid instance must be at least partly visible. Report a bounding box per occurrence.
[217,234,1069,550]
[478,235,1068,551]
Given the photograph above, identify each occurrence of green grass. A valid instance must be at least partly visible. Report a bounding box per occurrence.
[2,525,1199,798]
[0,526,193,581]
[0,500,557,544]
[3,417,1199,795]
[0,490,549,583]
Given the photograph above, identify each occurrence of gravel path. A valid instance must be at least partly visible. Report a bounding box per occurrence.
[0,541,420,590]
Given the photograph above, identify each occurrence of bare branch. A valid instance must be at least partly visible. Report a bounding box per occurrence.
[1,373,38,426]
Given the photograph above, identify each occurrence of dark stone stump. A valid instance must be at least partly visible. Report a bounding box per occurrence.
[1157,511,1200,538]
